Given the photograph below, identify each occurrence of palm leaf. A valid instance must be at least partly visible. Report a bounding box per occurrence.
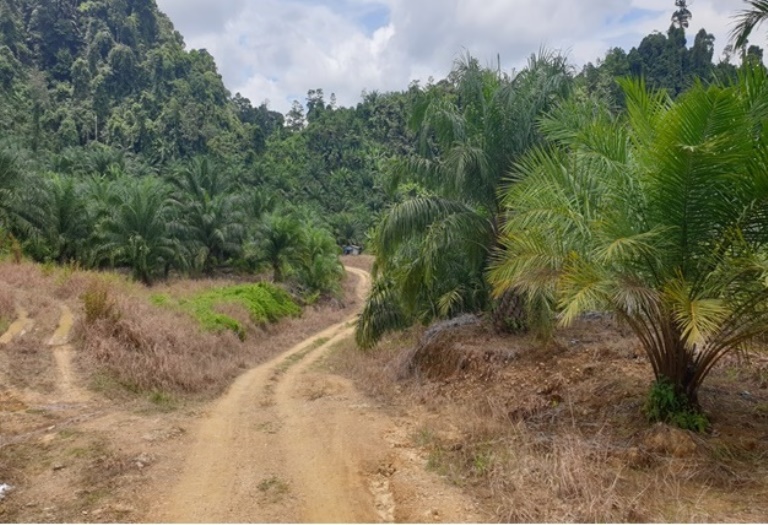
[731,0,768,49]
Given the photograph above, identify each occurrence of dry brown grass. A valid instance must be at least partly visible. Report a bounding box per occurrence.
[0,260,50,290]
[72,267,365,399]
[322,329,418,403]
[0,281,14,317]
[3,337,57,394]
[0,259,366,402]
[330,316,768,522]
[74,291,245,396]
[0,281,14,334]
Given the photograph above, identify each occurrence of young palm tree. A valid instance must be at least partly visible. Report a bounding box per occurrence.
[357,51,573,348]
[169,157,244,274]
[490,71,768,420]
[102,178,176,285]
[731,0,768,48]
[20,174,91,264]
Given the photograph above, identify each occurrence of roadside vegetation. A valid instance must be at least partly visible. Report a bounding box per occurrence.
[0,258,361,401]
[154,282,301,340]
[355,3,768,434]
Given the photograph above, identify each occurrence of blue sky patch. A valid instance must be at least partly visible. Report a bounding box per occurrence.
[357,4,390,35]
[617,8,658,25]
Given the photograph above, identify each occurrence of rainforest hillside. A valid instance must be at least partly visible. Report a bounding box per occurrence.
[0,0,762,292]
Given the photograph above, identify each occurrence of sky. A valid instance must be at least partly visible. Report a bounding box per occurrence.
[154,0,766,113]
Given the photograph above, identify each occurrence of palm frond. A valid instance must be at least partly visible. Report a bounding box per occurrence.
[376,196,485,256]
[731,0,768,49]
[355,277,409,350]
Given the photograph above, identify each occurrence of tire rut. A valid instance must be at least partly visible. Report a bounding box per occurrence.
[146,267,480,523]
[149,267,371,523]
[0,307,33,345]
[47,304,89,403]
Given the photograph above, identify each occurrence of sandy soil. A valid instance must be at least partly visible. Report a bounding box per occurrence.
[144,267,478,523]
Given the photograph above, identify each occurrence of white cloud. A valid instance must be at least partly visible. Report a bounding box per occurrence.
[155,0,767,113]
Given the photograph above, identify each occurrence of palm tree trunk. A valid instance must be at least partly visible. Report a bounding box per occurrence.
[654,319,700,409]
[491,289,528,333]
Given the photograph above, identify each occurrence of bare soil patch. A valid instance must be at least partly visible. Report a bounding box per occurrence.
[327,316,768,522]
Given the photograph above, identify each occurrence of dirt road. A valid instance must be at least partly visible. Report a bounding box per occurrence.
[0,266,479,522]
[144,267,479,523]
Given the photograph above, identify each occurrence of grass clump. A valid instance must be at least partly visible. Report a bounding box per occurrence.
[180,283,301,340]
[81,281,119,324]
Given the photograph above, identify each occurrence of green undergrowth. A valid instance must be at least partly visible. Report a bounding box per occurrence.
[152,283,301,340]
[644,377,710,433]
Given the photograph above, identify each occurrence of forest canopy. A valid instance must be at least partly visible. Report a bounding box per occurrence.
[0,0,764,319]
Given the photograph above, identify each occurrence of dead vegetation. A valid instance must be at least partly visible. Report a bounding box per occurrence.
[0,259,363,401]
[327,316,768,522]
[0,281,14,330]
[75,291,246,396]
[3,337,57,394]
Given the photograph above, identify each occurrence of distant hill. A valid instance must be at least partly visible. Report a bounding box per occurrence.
[0,0,282,161]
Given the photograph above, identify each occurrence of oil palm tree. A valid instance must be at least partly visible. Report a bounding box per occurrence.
[169,157,244,274]
[251,211,302,283]
[20,174,91,264]
[294,225,344,296]
[731,0,768,49]
[356,51,573,348]
[0,148,22,230]
[0,148,24,258]
[102,178,176,285]
[489,70,768,421]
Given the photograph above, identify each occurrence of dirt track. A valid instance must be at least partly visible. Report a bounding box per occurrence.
[142,267,479,523]
[1,265,479,523]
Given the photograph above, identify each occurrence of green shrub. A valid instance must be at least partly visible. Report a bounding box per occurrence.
[180,282,300,340]
[644,377,709,433]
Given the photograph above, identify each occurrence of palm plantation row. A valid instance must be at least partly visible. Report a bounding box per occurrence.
[0,151,342,294]
[357,13,768,426]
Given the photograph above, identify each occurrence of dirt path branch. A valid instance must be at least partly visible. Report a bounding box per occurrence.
[145,267,478,523]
